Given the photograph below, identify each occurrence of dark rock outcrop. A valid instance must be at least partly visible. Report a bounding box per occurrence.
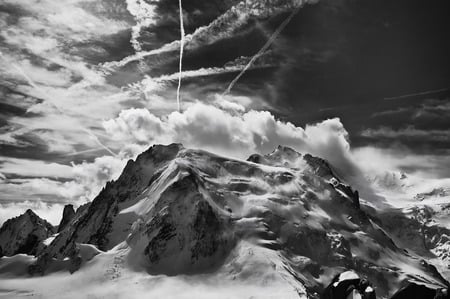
[129,173,235,275]
[322,271,376,299]
[390,282,449,299]
[57,204,75,233]
[0,209,55,257]
[303,153,336,178]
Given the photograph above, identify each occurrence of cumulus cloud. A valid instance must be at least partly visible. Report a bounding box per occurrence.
[99,99,448,207]
[103,99,359,177]
[103,108,165,144]
[71,155,129,200]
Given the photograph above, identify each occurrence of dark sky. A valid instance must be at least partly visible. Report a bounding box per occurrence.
[0,0,449,214]
[105,0,450,153]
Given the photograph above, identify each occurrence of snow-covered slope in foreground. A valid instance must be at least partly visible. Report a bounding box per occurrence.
[0,144,448,298]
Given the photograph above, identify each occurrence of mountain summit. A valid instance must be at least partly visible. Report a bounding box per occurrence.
[0,209,55,257]
[0,144,448,298]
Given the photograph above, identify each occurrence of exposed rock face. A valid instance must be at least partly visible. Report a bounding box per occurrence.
[0,209,55,257]
[322,271,376,299]
[390,282,449,299]
[303,153,336,178]
[57,204,75,233]
[127,174,234,275]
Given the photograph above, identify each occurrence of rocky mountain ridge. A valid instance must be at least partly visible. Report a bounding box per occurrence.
[0,209,55,257]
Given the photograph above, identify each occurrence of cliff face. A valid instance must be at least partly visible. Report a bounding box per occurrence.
[0,209,55,257]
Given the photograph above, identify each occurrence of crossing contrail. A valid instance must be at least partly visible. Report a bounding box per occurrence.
[0,52,118,157]
[176,0,185,112]
[224,6,301,95]
[65,147,108,156]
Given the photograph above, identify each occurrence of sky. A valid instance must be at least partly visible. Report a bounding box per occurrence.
[0,0,449,224]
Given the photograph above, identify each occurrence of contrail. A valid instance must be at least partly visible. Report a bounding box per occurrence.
[383,88,449,100]
[176,0,185,112]
[224,6,302,95]
[80,128,118,157]
[0,52,118,157]
[65,147,108,156]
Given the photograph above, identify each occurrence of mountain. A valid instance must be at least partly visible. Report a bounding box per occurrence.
[0,209,55,257]
[0,144,449,298]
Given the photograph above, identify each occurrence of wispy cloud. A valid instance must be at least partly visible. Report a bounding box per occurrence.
[361,126,450,142]
[0,157,74,178]
[0,154,129,207]
[103,0,315,70]
[0,0,137,158]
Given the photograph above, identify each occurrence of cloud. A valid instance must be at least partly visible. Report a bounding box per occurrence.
[0,177,85,203]
[104,0,315,69]
[353,146,450,179]
[0,0,141,160]
[361,126,450,142]
[125,0,159,52]
[0,157,74,178]
[2,97,447,223]
[71,155,129,200]
[215,97,246,113]
[103,99,358,177]
[0,155,128,210]
[103,108,165,143]
[101,100,450,207]
[1,0,128,43]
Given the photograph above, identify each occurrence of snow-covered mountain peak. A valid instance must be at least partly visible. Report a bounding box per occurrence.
[1,144,448,298]
[247,145,304,168]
